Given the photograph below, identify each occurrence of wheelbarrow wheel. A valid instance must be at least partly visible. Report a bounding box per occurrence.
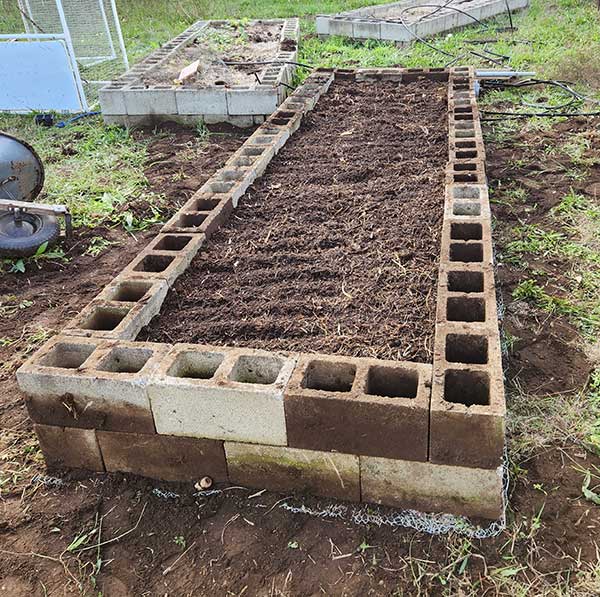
[0,210,60,258]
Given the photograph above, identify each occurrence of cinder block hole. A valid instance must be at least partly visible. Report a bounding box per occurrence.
[448,270,484,293]
[444,370,490,406]
[453,202,481,216]
[453,85,469,92]
[177,213,207,228]
[167,350,224,379]
[456,130,475,138]
[229,354,284,385]
[455,114,474,122]
[271,117,292,126]
[456,122,475,130]
[408,68,424,72]
[366,365,418,399]
[456,150,477,159]
[302,360,356,393]
[454,106,473,113]
[453,186,480,200]
[430,67,445,72]
[230,156,254,167]
[133,254,175,273]
[445,334,489,364]
[241,146,265,156]
[206,181,234,193]
[454,163,477,171]
[97,347,153,373]
[109,280,152,302]
[218,170,244,182]
[454,173,479,183]
[39,342,95,369]
[450,242,483,262]
[252,136,274,144]
[447,296,486,322]
[153,235,191,251]
[80,307,128,331]
[273,110,295,120]
[450,222,482,241]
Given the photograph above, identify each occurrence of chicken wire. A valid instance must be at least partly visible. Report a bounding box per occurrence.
[17,0,128,104]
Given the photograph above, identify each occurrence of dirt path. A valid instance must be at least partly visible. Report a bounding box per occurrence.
[144,79,448,363]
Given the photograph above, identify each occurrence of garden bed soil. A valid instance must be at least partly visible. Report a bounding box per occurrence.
[144,79,448,363]
[142,22,283,88]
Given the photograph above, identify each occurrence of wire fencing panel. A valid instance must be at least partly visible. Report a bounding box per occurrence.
[18,0,128,103]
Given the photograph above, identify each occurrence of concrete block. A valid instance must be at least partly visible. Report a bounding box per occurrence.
[285,354,431,461]
[361,456,504,520]
[97,431,228,482]
[124,88,177,116]
[328,18,354,38]
[35,424,104,471]
[352,19,381,39]
[176,88,228,115]
[64,278,168,340]
[227,88,279,115]
[225,442,360,502]
[99,87,126,115]
[118,234,205,286]
[18,336,169,434]
[380,22,412,42]
[148,345,296,445]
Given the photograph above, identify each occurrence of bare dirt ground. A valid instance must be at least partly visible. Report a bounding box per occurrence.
[1,118,599,595]
[144,79,448,363]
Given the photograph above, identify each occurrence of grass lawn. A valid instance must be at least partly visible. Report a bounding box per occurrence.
[1,0,600,594]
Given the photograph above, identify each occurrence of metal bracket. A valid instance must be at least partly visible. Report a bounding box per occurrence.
[0,198,73,239]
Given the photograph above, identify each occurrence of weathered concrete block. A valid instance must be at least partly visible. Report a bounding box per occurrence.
[285,354,431,461]
[225,442,360,502]
[18,336,169,434]
[227,88,279,116]
[149,345,296,445]
[176,88,228,115]
[353,19,381,39]
[328,18,354,37]
[118,234,205,286]
[35,424,104,471]
[361,456,504,520]
[99,87,126,115]
[124,88,177,116]
[97,431,228,482]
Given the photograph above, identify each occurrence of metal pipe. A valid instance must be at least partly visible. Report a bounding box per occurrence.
[475,70,536,78]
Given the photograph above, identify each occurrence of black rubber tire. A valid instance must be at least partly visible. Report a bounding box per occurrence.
[0,211,60,258]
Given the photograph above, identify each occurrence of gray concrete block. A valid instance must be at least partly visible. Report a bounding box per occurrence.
[361,456,504,519]
[124,88,177,116]
[328,18,354,37]
[227,88,279,115]
[99,87,126,115]
[225,442,361,501]
[148,345,296,445]
[176,88,228,115]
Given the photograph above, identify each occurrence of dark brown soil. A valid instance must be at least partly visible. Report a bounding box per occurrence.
[144,79,448,363]
[486,117,599,394]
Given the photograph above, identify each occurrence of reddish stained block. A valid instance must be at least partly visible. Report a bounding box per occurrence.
[284,354,432,461]
[97,431,228,482]
[35,424,104,471]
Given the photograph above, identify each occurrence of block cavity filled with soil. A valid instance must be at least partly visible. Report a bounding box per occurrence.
[144,79,448,362]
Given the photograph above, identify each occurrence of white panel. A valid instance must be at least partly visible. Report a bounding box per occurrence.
[0,40,84,113]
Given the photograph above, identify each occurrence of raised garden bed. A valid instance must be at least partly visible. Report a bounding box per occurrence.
[99,18,300,128]
[19,67,506,521]
[316,0,529,44]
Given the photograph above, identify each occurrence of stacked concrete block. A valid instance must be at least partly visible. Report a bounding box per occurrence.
[430,66,506,472]
[19,69,506,520]
[100,19,300,127]
[316,0,529,44]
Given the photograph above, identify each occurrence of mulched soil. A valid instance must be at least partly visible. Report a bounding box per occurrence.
[144,79,448,363]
